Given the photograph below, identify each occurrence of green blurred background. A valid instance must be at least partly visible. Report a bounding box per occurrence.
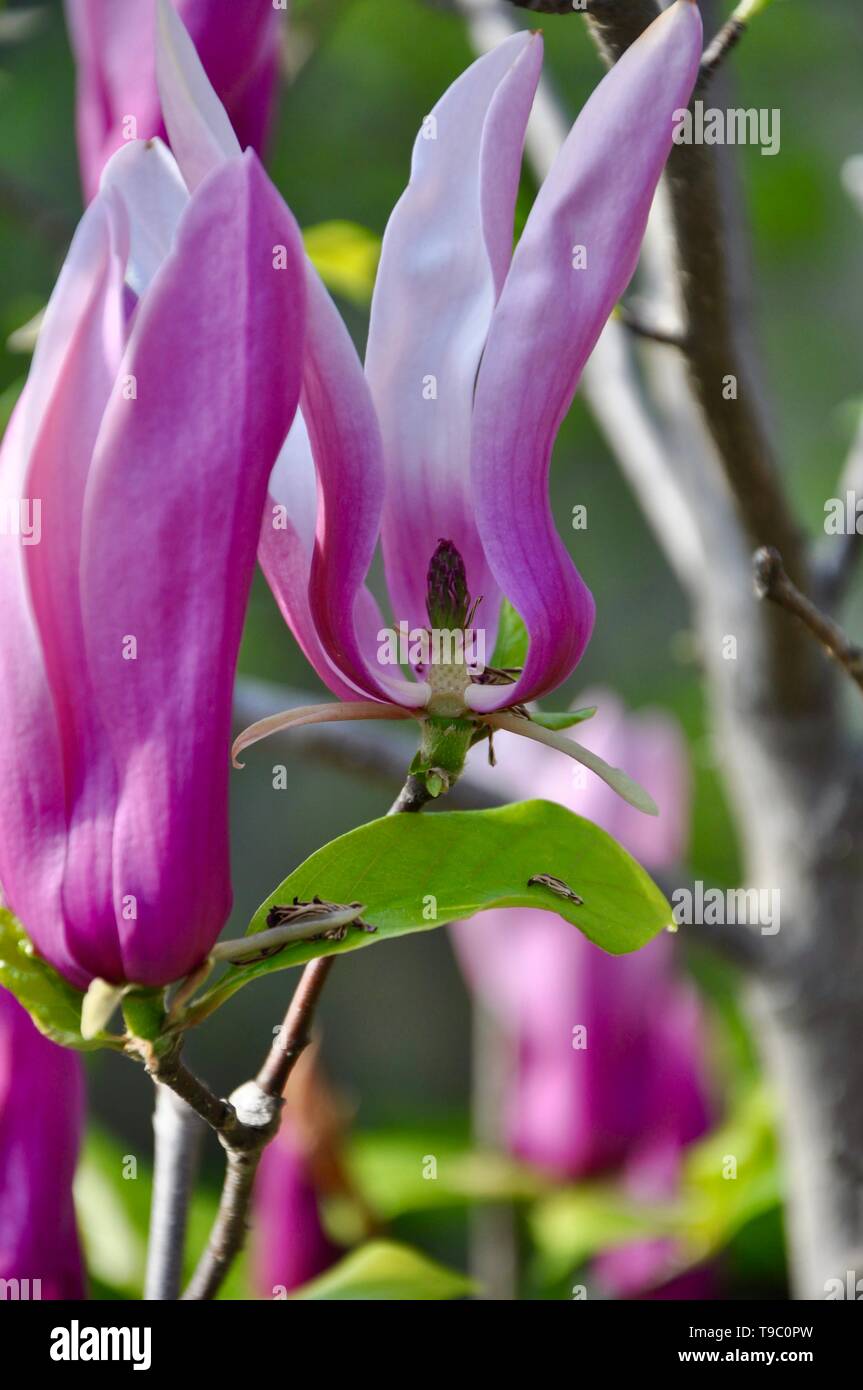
[1,0,861,1297]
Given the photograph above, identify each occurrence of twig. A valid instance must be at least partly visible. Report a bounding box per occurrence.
[617,301,687,350]
[699,0,776,88]
[818,415,863,603]
[698,15,745,87]
[754,547,863,695]
[146,1044,234,1133]
[388,773,435,814]
[584,0,818,715]
[180,772,431,1300]
[144,1086,205,1300]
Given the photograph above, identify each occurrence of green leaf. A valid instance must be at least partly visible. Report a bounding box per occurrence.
[0,908,117,1050]
[528,707,597,731]
[490,598,528,669]
[302,221,380,308]
[349,1127,549,1219]
[187,800,671,1022]
[293,1240,474,1301]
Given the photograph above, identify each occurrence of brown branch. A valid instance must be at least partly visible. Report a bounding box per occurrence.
[583,1,818,715]
[698,15,746,87]
[146,1044,233,1134]
[181,773,431,1300]
[753,547,863,696]
[256,956,337,1098]
[618,301,687,349]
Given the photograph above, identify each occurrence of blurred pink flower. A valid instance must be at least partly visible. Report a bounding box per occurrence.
[0,988,85,1298]
[252,1117,336,1298]
[65,0,281,200]
[452,691,714,1297]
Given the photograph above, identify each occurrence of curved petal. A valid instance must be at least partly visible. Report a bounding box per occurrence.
[232,701,416,769]
[0,195,128,988]
[155,0,242,191]
[470,0,702,710]
[67,0,279,201]
[365,31,542,639]
[481,712,658,816]
[303,267,429,708]
[99,137,189,297]
[79,152,305,986]
[260,415,384,703]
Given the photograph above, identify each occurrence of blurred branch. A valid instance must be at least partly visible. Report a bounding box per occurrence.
[698,0,776,88]
[584,0,816,714]
[617,300,687,349]
[754,546,863,696]
[819,415,863,603]
[144,1086,205,1300]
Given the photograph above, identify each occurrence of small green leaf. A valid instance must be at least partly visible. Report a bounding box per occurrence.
[490,598,528,670]
[302,221,380,308]
[528,707,597,731]
[186,801,671,1022]
[0,908,117,1050]
[293,1240,474,1301]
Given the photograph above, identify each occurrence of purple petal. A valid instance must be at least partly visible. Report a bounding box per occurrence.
[98,138,189,297]
[76,152,305,986]
[252,1116,336,1297]
[468,0,702,711]
[154,0,242,191]
[0,195,129,988]
[260,416,388,702]
[302,268,429,708]
[67,0,280,200]
[0,989,85,1298]
[365,32,542,639]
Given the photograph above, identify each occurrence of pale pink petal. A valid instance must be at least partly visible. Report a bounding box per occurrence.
[365,32,542,639]
[480,712,658,815]
[232,701,416,769]
[470,0,702,710]
[155,0,242,191]
[98,137,189,296]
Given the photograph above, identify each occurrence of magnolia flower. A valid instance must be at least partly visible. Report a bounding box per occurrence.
[253,1117,336,1298]
[0,89,305,986]
[451,693,713,1297]
[65,0,281,200]
[0,988,85,1298]
[225,0,703,810]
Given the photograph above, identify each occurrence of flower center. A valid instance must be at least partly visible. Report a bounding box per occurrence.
[423,540,483,716]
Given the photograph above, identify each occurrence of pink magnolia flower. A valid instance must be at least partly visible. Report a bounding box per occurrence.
[0,98,306,986]
[253,1117,336,1298]
[226,0,703,810]
[65,0,281,201]
[452,692,713,1297]
[0,988,85,1298]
